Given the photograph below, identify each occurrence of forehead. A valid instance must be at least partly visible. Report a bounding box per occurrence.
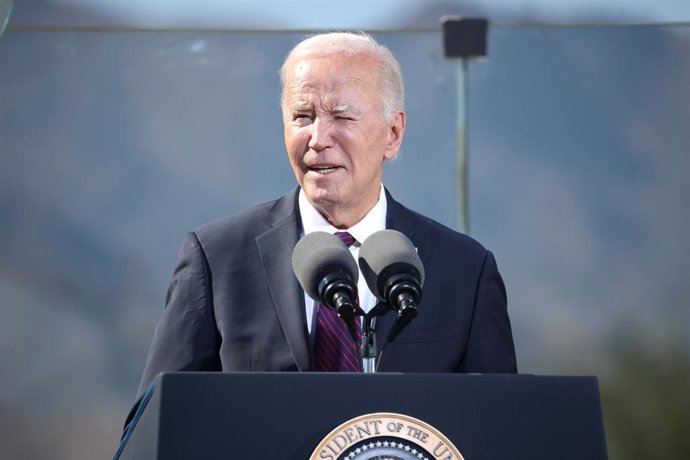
[284,52,381,102]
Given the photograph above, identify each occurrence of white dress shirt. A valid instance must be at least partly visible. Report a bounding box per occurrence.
[298,185,387,335]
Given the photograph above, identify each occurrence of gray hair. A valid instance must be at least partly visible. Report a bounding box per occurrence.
[279,31,405,120]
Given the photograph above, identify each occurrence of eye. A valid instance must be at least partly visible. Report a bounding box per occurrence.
[292,113,313,125]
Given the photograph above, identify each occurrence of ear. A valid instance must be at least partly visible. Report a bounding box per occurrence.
[384,111,406,160]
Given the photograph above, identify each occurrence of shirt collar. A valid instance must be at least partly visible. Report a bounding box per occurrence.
[298,185,387,245]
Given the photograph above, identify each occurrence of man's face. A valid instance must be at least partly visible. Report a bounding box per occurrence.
[282,52,404,228]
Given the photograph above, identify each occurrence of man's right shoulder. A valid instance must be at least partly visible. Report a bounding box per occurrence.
[191,188,300,247]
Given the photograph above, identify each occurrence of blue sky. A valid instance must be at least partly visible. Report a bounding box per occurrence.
[9,0,690,30]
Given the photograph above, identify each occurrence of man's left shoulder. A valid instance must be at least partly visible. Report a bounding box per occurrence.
[389,197,489,260]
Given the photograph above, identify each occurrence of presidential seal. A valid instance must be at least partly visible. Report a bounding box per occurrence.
[310,413,464,460]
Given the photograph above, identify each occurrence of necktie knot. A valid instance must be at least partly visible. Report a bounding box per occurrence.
[334,231,356,247]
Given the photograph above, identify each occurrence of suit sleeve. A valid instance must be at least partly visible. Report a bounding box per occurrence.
[460,250,517,373]
[136,231,221,396]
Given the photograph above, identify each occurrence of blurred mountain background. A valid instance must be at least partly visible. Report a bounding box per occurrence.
[1,1,688,459]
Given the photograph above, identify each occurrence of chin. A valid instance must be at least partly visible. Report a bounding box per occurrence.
[305,190,337,206]
[303,186,341,207]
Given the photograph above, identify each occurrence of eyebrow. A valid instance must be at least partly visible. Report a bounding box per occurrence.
[331,104,352,114]
[289,101,312,112]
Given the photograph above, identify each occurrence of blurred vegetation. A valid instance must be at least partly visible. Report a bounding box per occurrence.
[600,334,690,460]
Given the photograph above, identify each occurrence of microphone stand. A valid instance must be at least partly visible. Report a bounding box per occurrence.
[358,300,419,373]
[359,303,388,373]
[360,315,377,373]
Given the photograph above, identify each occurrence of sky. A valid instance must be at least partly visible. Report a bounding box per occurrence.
[8,0,690,30]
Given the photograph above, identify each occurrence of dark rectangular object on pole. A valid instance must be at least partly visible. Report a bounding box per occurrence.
[442,17,489,58]
[119,372,608,459]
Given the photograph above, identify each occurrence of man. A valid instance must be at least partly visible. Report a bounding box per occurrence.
[135,32,516,398]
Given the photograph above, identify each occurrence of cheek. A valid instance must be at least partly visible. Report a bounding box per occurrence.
[289,125,310,141]
[284,130,302,154]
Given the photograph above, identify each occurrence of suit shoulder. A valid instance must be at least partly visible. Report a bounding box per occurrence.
[195,201,273,238]
[191,190,298,248]
[402,205,490,260]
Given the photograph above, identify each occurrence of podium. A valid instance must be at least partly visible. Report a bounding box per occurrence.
[117,373,608,459]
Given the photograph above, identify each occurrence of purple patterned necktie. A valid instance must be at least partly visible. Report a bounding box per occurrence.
[313,231,362,372]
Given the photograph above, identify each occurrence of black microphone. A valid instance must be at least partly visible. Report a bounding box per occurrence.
[291,231,362,341]
[358,230,424,343]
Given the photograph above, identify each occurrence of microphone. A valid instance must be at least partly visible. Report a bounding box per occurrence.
[358,230,424,343]
[291,231,362,341]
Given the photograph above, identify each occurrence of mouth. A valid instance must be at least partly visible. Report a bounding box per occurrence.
[308,165,340,175]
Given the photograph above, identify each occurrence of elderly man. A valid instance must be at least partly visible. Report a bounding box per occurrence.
[135,32,516,397]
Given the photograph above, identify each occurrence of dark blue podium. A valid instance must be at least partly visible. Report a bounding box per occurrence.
[117,373,608,459]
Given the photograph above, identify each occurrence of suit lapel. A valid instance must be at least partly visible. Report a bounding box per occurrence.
[375,190,428,348]
[255,189,310,371]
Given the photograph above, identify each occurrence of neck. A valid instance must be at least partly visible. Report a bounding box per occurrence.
[316,205,370,229]
[313,195,380,230]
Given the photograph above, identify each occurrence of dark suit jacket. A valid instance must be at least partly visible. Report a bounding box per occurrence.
[137,188,516,396]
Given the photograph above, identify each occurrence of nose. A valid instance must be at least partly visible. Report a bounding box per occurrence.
[308,117,332,151]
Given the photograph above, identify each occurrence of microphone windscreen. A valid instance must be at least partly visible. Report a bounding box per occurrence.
[292,231,359,301]
[358,230,425,300]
